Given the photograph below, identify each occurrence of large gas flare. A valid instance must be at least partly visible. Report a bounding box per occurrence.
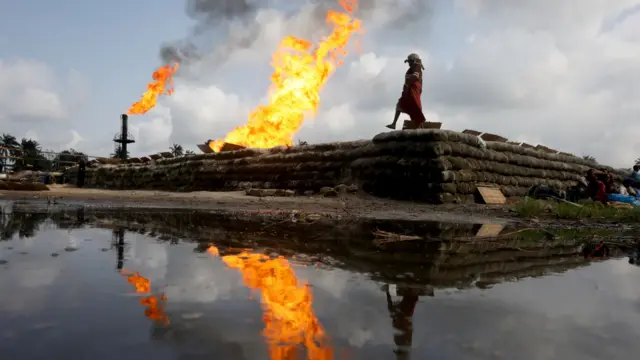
[207,246,331,359]
[208,0,362,152]
[121,269,169,325]
[127,63,179,115]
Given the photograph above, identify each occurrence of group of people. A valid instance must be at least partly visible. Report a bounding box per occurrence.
[579,165,640,205]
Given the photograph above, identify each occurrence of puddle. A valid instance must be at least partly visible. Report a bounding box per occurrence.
[1,205,640,359]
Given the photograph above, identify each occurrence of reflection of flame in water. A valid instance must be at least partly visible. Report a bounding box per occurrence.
[207,246,331,359]
[121,269,169,325]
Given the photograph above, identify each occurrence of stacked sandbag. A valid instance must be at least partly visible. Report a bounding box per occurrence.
[64,140,370,191]
[78,212,609,289]
[351,130,621,203]
[62,129,626,203]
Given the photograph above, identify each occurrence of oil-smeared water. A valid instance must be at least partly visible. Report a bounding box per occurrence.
[1,205,640,360]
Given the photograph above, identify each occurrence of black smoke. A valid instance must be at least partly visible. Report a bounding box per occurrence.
[160,0,433,66]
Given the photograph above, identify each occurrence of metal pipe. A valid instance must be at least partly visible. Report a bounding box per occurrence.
[121,113,128,160]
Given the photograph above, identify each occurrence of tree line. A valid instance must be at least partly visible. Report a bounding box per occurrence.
[2,130,200,173]
[111,143,195,160]
[583,155,640,169]
[0,133,88,173]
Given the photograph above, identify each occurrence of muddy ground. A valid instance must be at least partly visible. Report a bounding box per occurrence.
[0,185,630,230]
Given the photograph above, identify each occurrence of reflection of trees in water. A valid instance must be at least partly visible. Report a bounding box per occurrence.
[0,211,50,240]
[0,206,88,240]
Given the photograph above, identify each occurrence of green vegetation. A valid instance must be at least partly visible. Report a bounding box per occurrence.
[3,133,197,170]
[1,133,87,172]
[110,145,130,160]
[515,197,640,222]
[110,143,195,160]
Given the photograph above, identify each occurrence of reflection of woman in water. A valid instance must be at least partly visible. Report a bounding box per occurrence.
[628,243,640,265]
[384,285,421,360]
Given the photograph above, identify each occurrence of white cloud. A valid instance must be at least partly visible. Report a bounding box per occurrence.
[129,105,174,154]
[7,0,640,167]
[127,0,638,167]
[63,130,84,150]
[0,59,67,121]
[0,58,90,152]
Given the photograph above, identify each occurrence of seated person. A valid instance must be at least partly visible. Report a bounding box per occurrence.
[585,169,607,202]
[622,178,638,196]
[599,172,617,194]
[632,165,640,182]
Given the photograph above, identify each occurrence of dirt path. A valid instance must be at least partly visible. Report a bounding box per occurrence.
[0,185,516,225]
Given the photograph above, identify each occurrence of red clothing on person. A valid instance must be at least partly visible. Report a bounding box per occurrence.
[396,63,426,125]
[593,180,607,202]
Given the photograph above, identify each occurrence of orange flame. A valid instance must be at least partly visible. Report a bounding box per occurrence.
[121,269,170,325]
[207,246,331,359]
[127,63,179,115]
[208,0,362,152]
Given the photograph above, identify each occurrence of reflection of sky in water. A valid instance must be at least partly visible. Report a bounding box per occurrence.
[0,227,639,359]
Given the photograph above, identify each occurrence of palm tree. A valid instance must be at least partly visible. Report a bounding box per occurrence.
[184,150,195,156]
[170,143,183,157]
[111,145,129,160]
[20,138,40,153]
[13,138,47,171]
[53,149,88,170]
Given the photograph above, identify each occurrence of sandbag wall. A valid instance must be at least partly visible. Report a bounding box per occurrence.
[352,130,624,203]
[64,140,371,191]
[63,129,626,203]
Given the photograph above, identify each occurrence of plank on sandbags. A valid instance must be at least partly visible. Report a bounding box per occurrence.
[220,143,246,152]
[475,223,504,238]
[197,144,213,153]
[476,186,506,204]
[462,129,482,136]
[418,122,442,129]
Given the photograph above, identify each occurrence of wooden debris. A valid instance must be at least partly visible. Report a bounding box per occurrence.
[608,202,634,209]
[535,145,559,154]
[476,186,506,204]
[197,143,214,153]
[418,122,442,129]
[475,224,504,238]
[220,143,246,152]
[402,120,418,130]
[373,229,422,246]
[480,133,508,142]
[462,129,482,136]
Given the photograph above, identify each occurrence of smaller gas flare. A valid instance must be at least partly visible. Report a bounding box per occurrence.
[127,63,179,115]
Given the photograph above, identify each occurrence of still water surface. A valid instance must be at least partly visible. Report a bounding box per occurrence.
[1,216,640,359]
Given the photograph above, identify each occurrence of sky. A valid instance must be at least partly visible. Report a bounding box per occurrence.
[1,0,639,167]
